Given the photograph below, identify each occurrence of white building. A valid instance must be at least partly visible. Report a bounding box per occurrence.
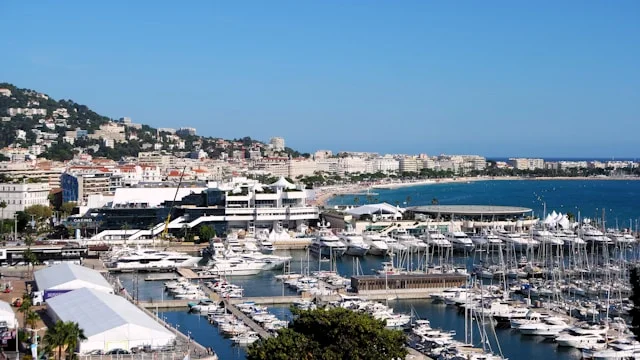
[0,89,11,97]
[509,158,545,170]
[46,288,176,354]
[399,157,422,173]
[372,157,399,173]
[0,181,51,218]
[288,158,317,178]
[338,157,368,175]
[34,263,114,296]
[269,137,285,151]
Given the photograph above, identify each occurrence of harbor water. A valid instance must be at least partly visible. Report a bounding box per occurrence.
[119,252,582,360]
[119,179,640,359]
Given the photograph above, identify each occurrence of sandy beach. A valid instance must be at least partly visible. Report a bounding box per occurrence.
[311,175,640,206]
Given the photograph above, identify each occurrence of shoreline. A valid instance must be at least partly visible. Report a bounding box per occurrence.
[312,176,640,206]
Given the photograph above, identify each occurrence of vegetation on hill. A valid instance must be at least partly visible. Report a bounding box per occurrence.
[0,82,304,161]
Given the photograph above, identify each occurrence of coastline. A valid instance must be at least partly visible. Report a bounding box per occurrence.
[312,176,640,207]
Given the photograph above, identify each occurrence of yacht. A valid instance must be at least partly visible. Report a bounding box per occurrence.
[204,257,267,276]
[469,233,502,247]
[518,316,569,337]
[390,229,427,251]
[445,231,474,251]
[362,231,390,256]
[554,230,587,246]
[580,225,612,244]
[106,247,201,270]
[338,225,370,256]
[384,235,407,253]
[188,299,219,313]
[555,332,606,349]
[258,239,276,254]
[497,231,539,250]
[607,231,636,245]
[309,222,347,257]
[532,229,564,246]
[420,229,453,249]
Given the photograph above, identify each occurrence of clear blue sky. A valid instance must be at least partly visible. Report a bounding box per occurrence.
[1,1,638,158]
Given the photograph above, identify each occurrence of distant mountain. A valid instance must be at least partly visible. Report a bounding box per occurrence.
[0,83,307,161]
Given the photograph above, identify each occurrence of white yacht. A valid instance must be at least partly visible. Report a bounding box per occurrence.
[532,229,564,246]
[338,225,370,256]
[420,229,452,249]
[518,317,569,337]
[362,231,390,256]
[258,239,276,254]
[555,333,606,349]
[106,247,201,270]
[390,228,427,251]
[445,231,474,251]
[204,257,267,276]
[607,231,637,245]
[497,231,539,250]
[554,230,587,246]
[580,225,612,244]
[469,233,502,247]
[384,235,407,253]
[309,222,347,257]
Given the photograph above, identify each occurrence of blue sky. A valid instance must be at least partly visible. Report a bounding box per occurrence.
[1,1,638,157]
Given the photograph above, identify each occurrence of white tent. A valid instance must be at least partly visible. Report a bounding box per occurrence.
[0,300,17,329]
[270,177,295,189]
[34,263,114,294]
[558,215,570,230]
[47,288,176,353]
[345,203,404,220]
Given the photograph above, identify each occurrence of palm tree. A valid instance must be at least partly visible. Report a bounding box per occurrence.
[44,321,67,360]
[0,200,6,237]
[121,222,131,245]
[18,295,32,326]
[26,310,40,331]
[63,321,86,359]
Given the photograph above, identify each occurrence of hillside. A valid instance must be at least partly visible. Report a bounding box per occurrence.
[0,83,306,161]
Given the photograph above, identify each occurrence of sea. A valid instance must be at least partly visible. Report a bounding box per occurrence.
[119,180,640,360]
[328,179,640,227]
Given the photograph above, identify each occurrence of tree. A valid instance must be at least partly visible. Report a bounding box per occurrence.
[18,295,32,327]
[63,321,86,359]
[60,202,77,217]
[247,307,407,360]
[199,225,216,242]
[43,321,67,360]
[24,248,38,277]
[0,200,6,236]
[24,204,53,230]
[26,310,40,330]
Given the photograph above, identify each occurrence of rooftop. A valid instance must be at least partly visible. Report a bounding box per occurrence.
[408,205,532,216]
[34,263,112,291]
[46,288,174,338]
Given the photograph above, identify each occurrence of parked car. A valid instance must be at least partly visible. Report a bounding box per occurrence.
[106,349,130,355]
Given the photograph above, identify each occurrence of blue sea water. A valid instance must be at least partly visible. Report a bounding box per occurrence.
[328,180,640,226]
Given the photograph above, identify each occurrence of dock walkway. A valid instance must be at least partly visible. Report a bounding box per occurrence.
[222,299,272,339]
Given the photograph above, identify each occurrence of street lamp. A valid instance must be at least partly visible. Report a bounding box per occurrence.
[26,327,47,360]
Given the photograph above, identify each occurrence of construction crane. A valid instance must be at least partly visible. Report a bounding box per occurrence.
[161,167,187,240]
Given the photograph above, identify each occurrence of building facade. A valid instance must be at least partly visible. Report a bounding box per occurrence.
[0,181,51,218]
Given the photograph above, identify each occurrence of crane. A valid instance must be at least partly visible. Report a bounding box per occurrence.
[161,167,187,240]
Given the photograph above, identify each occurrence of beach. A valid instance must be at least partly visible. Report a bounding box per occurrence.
[312,175,640,206]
